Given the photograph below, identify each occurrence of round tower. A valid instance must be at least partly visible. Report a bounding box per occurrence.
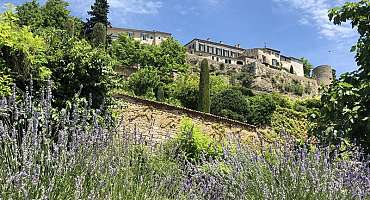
[312,65,334,86]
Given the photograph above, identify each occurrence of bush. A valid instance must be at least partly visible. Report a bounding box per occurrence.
[211,88,249,121]
[284,80,304,96]
[173,118,222,161]
[271,107,309,139]
[128,67,161,96]
[246,94,277,126]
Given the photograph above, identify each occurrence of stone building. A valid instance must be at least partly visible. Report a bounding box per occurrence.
[185,39,247,65]
[108,27,172,45]
[312,65,334,86]
[185,38,305,77]
[245,48,304,77]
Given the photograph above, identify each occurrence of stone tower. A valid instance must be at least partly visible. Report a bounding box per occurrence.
[312,65,334,86]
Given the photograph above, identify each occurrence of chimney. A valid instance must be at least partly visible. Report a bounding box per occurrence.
[220,41,224,44]
[235,44,240,48]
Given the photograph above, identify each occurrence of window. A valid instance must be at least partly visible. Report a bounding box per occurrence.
[141,33,148,40]
[209,47,214,54]
[262,55,267,63]
[272,59,278,66]
[158,37,161,39]
[150,36,154,39]
[199,44,205,52]
[216,48,222,56]
[127,32,133,37]
[223,50,229,57]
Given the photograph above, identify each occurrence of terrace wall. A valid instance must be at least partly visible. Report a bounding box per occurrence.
[115,94,260,144]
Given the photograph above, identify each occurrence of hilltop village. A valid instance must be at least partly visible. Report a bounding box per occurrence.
[108,27,335,91]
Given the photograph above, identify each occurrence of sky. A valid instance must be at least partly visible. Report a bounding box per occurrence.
[1,0,360,75]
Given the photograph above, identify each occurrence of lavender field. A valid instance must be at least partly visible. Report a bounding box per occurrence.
[0,88,369,200]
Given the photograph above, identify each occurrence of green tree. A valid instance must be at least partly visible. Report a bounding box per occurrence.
[39,27,115,108]
[301,57,313,77]
[312,0,370,152]
[111,36,188,83]
[211,88,249,122]
[246,94,277,126]
[42,0,70,29]
[16,0,43,31]
[0,10,49,90]
[85,0,109,39]
[128,67,161,97]
[111,34,142,67]
[92,22,106,47]
[157,38,188,82]
[198,59,210,113]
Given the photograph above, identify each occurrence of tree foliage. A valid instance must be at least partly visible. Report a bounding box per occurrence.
[0,10,49,90]
[42,0,70,29]
[312,0,370,152]
[198,59,210,113]
[86,0,110,28]
[92,22,107,47]
[301,57,313,77]
[44,32,116,108]
[112,35,188,83]
[16,0,43,31]
[128,67,161,97]
[85,0,109,41]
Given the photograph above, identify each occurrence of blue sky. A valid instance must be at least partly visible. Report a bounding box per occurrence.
[1,0,360,75]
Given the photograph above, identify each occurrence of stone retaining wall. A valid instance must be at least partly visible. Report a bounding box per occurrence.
[187,54,319,97]
[115,94,260,144]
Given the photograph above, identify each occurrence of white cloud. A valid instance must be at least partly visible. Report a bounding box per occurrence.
[273,0,357,40]
[109,0,162,14]
[66,0,162,16]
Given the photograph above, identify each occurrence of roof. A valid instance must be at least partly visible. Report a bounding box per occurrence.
[261,48,281,54]
[289,57,303,63]
[108,27,172,36]
[280,55,291,60]
[185,38,246,51]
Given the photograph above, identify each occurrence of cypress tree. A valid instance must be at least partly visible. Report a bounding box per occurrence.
[156,87,165,102]
[85,0,110,38]
[198,59,210,113]
[92,22,107,47]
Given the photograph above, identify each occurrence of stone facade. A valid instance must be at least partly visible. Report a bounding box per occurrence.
[245,48,304,77]
[108,27,171,45]
[185,39,246,65]
[312,65,334,86]
[187,54,319,96]
[116,94,260,144]
[185,39,305,77]
[246,62,319,96]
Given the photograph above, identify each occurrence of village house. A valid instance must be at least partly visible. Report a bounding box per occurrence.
[185,38,247,65]
[108,27,172,45]
[245,48,304,77]
[186,38,305,77]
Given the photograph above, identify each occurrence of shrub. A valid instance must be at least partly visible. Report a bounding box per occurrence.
[128,67,161,96]
[173,118,222,161]
[211,88,249,121]
[284,80,304,96]
[271,107,309,139]
[246,94,277,126]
